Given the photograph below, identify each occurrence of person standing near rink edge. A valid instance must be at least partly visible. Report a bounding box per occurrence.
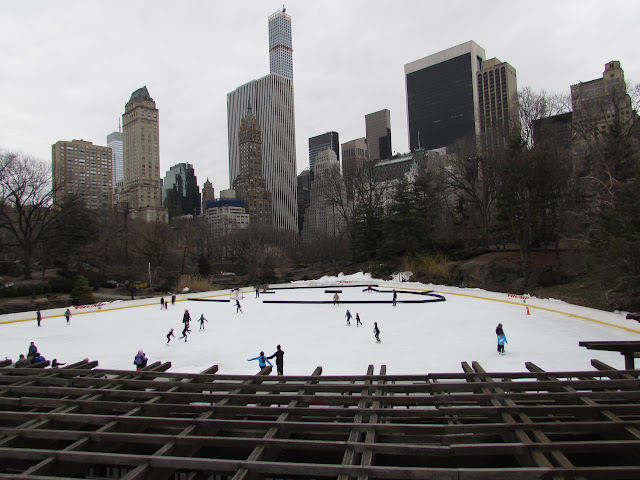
[392,289,397,306]
[64,308,71,324]
[36,310,42,327]
[267,345,285,375]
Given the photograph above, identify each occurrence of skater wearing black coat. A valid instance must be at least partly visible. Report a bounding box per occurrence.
[373,322,381,343]
[198,314,208,330]
[166,328,175,344]
[267,345,285,375]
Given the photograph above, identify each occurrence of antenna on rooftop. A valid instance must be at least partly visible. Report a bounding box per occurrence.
[118,118,121,133]
[283,4,286,13]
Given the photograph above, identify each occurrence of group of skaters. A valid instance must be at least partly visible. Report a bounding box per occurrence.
[13,341,65,368]
[333,289,398,306]
[248,344,284,375]
[166,309,208,344]
[34,308,72,327]
[160,295,177,310]
[344,309,381,342]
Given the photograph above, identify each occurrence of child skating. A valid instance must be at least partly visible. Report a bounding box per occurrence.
[198,314,208,330]
[247,351,272,373]
[345,309,352,325]
[356,313,362,326]
[166,328,175,345]
[496,324,507,354]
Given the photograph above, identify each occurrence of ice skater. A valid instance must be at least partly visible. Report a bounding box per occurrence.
[333,292,340,305]
[179,324,190,342]
[133,350,148,370]
[166,328,175,345]
[171,295,176,306]
[247,351,272,372]
[36,310,42,327]
[373,322,381,343]
[198,314,208,330]
[236,299,243,313]
[496,324,507,354]
[267,345,285,375]
[255,286,260,298]
[345,309,352,325]
[160,297,165,309]
[64,308,71,324]
[182,309,191,328]
[392,289,397,306]
[356,313,362,326]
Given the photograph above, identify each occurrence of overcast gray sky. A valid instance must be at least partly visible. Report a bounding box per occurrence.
[1,0,637,196]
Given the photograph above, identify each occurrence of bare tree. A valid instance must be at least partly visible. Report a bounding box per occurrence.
[0,152,57,279]
[518,87,570,148]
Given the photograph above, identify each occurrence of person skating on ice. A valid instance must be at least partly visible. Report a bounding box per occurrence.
[166,328,176,345]
[36,310,42,327]
[235,299,243,313]
[345,309,352,325]
[333,292,340,305]
[392,289,397,306]
[179,325,190,342]
[198,314,208,330]
[247,351,272,372]
[133,350,148,370]
[64,308,71,324]
[160,297,165,309]
[496,324,508,354]
[356,313,362,326]
[373,322,381,343]
[267,345,285,375]
[182,309,191,329]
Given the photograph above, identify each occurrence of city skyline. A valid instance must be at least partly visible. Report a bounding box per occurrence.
[1,1,638,196]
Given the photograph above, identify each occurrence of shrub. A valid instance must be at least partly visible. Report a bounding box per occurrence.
[17,285,33,297]
[402,253,452,284]
[71,276,95,305]
[175,274,215,293]
[49,278,75,294]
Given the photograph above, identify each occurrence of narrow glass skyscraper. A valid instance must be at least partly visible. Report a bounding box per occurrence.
[268,7,293,79]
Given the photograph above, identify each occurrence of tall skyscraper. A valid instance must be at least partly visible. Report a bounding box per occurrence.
[477,58,518,150]
[201,179,215,216]
[107,121,124,185]
[227,10,297,232]
[122,86,162,215]
[365,109,392,161]
[341,137,368,200]
[268,7,293,79]
[162,163,201,218]
[52,139,112,210]
[405,41,485,151]
[309,131,339,174]
[232,103,273,228]
[303,149,345,236]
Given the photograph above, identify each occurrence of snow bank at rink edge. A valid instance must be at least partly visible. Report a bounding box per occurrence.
[1,272,639,335]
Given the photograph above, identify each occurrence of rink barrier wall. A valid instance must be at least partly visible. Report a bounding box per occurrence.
[1,280,640,335]
[0,289,235,326]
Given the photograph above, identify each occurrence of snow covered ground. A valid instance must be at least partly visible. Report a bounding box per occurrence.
[2,273,639,376]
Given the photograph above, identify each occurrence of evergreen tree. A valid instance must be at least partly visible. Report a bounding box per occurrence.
[70,275,95,306]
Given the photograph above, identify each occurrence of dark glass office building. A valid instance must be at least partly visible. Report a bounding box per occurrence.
[308,132,340,174]
[405,41,485,152]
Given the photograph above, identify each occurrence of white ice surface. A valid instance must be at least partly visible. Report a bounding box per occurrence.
[2,273,639,376]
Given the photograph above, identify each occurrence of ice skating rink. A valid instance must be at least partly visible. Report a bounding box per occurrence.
[1,273,639,375]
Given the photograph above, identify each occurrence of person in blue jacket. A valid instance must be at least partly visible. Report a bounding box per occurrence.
[496,324,508,354]
[32,352,46,364]
[247,351,272,372]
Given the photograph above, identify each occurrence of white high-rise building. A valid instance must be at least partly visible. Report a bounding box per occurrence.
[107,128,123,185]
[227,74,297,231]
[268,7,293,79]
[227,9,297,232]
